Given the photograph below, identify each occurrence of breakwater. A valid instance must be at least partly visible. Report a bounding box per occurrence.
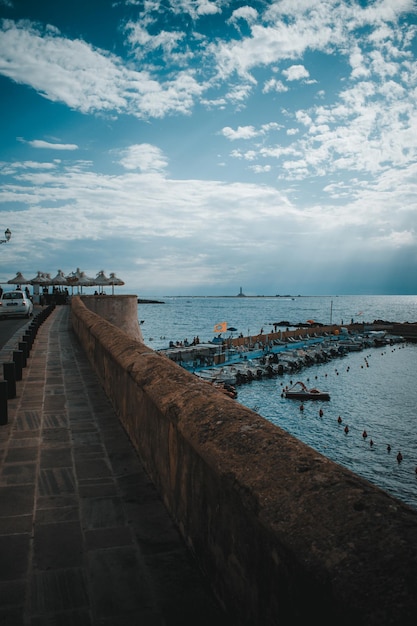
[71,295,417,625]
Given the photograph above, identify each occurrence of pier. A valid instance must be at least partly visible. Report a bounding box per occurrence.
[158,322,408,385]
[1,298,417,625]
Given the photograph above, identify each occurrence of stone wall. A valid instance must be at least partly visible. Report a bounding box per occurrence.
[80,294,143,342]
[71,296,417,626]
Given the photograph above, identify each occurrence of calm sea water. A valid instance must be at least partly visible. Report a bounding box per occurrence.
[138,295,417,510]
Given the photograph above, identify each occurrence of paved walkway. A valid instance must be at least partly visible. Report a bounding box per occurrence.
[0,306,232,626]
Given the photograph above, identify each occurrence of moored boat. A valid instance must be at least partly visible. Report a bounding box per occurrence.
[282,381,330,400]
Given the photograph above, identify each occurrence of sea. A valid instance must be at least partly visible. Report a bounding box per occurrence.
[137,295,417,511]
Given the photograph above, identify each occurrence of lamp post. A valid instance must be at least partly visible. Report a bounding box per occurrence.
[0,229,11,244]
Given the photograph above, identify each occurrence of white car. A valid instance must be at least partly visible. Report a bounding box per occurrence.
[0,290,34,319]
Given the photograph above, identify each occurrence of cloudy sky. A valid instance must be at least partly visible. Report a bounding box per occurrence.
[1,0,417,296]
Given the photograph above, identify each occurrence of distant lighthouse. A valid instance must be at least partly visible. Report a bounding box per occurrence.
[237,287,245,297]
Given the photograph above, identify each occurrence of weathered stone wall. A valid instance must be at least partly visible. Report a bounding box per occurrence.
[71,296,417,626]
[80,294,143,342]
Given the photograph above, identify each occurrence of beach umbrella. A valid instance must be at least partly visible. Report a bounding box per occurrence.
[7,271,30,285]
[65,268,81,292]
[77,271,95,285]
[66,267,83,282]
[30,271,49,286]
[65,268,95,293]
[50,269,69,286]
[76,271,96,293]
[95,270,112,294]
[29,271,51,298]
[306,319,315,325]
[108,272,124,295]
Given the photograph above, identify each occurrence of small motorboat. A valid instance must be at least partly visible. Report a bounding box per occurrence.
[282,381,330,400]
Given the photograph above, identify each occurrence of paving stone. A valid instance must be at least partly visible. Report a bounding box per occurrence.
[0,484,35,516]
[0,306,231,625]
[0,579,26,608]
[74,458,112,481]
[43,413,68,428]
[36,494,79,510]
[84,526,134,550]
[80,496,126,530]
[33,521,84,569]
[78,480,119,498]
[72,432,103,447]
[0,606,25,626]
[0,534,31,581]
[4,447,38,463]
[43,396,66,411]
[0,514,32,534]
[42,428,70,446]
[87,546,159,620]
[35,506,79,524]
[7,436,40,448]
[30,568,89,614]
[1,462,37,485]
[31,608,92,626]
[40,447,72,468]
[38,467,76,497]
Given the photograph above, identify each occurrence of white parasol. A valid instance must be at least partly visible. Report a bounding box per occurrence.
[76,271,96,293]
[30,271,50,285]
[50,269,69,286]
[108,272,125,295]
[94,270,111,294]
[7,271,31,285]
[66,268,95,293]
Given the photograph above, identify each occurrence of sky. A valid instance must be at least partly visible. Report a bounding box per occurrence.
[1,0,417,296]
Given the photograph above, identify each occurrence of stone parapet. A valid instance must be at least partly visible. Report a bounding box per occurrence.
[80,294,143,342]
[71,295,417,626]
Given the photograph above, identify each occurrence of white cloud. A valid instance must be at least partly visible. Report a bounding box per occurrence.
[372,229,415,248]
[168,0,221,19]
[1,146,416,294]
[1,1,417,294]
[221,125,258,140]
[125,20,186,62]
[230,149,257,161]
[349,45,370,79]
[26,139,78,150]
[229,6,258,25]
[0,20,204,119]
[282,64,310,81]
[250,164,271,174]
[262,78,288,93]
[117,144,168,172]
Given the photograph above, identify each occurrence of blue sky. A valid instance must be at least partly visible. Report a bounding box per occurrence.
[1,0,417,296]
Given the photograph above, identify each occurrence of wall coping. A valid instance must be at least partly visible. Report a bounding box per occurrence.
[71,295,417,625]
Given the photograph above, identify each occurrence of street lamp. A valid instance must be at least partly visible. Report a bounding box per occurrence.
[0,229,11,244]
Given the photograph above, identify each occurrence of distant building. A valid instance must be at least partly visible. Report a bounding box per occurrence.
[237,287,246,297]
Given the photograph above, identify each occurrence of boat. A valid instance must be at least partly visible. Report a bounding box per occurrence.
[196,366,237,386]
[282,381,330,400]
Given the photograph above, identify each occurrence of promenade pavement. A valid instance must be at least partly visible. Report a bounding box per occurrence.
[0,305,232,625]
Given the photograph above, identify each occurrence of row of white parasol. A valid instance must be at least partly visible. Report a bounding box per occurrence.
[6,269,125,295]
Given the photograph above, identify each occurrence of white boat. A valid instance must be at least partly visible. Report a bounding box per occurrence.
[196,367,237,385]
[282,381,330,401]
